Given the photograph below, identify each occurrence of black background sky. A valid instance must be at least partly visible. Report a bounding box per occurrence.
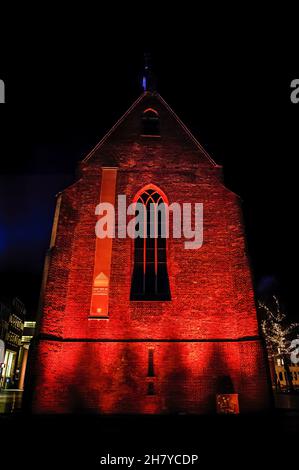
[0,9,298,319]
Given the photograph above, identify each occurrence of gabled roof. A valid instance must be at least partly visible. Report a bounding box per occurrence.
[82,92,217,167]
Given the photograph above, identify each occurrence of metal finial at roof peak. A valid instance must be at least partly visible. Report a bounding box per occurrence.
[142,52,156,92]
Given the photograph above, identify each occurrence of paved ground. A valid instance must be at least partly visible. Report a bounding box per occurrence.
[1,389,299,414]
[274,391,299,409]
[0,411,298,468]
[1,390,299,468]
[0,389,23,413]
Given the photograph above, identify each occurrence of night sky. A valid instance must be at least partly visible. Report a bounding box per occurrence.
[0,15,298,320]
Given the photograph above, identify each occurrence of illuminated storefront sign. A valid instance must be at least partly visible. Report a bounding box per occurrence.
[216,394,240,414]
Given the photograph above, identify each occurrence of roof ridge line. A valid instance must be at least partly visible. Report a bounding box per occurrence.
[82,92,147,163]
[156,94,217,167]
[82,91,218,167]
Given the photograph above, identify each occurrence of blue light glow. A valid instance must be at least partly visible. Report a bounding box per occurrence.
[142,76,147,91]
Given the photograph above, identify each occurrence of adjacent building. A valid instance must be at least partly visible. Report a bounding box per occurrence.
[19,320,36,390]
[0,298,36,391]
[0,298,25,389]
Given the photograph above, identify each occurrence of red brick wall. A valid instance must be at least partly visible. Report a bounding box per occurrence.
[32,340,269,414]
[32,93,270,413]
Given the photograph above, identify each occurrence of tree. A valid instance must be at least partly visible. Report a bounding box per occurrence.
[258,296,299,391]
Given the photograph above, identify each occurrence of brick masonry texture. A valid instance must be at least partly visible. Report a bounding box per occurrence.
[31,92,270,413]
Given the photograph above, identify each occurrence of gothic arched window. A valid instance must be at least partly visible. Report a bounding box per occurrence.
[130,185,171,301]
[141,108,160,136]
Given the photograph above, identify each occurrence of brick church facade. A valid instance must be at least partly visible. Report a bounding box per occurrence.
[31,91,270,413]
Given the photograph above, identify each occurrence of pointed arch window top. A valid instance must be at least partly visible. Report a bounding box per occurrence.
[133,184,169,205]
[130,185,171,301]
[143,108,159,116]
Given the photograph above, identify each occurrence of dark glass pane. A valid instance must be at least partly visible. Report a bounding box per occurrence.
[134,248,144,262]
[146,235,155,248]
[135,236,144,249]
[157,237,166,248]
[148,349,155,377]
[145,263,156,295]
[147,382,155,395]
[130,263,144,298]
[147,204,155,218]
[146,248,155,262]
[157,249,166,262]
[157,264,171,298]
[142,113,160,136]
[152,192,160,203]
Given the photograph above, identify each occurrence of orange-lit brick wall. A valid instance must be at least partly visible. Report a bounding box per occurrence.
[31,93,270,413]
